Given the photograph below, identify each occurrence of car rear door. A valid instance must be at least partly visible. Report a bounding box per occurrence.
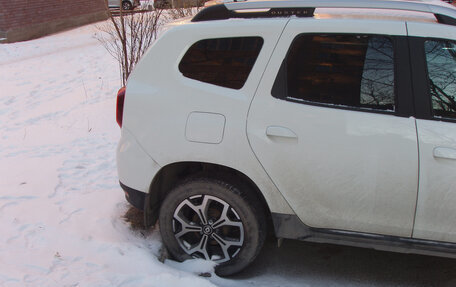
[247,18,419,237]
[407,22,456,243]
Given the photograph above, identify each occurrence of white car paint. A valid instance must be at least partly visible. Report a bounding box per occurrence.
[117,127,161,192]
[247,18,419,237]
[407,21,456,243]
[185,112,226,144]
[117,1,456,247]
[122,18,298,215]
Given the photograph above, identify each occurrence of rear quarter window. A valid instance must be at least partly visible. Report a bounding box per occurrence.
[178,37,264,89]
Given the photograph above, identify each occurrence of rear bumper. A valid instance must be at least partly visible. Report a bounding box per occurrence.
[117,127,161,195]
[120,181,146,210]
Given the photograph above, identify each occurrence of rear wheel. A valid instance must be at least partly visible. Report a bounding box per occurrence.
[159,177,266,276]
[122,1,133,10]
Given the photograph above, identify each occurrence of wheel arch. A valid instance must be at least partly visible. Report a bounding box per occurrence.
[144,161,272,230]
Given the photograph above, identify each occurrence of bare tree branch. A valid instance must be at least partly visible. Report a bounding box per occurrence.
[96,0,164,86]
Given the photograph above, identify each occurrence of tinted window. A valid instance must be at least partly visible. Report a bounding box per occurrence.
[179,37,264,89]
[425,40,456,119]
[275,34,395,111]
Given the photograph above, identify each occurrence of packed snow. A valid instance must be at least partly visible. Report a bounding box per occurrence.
[1,20,455,287]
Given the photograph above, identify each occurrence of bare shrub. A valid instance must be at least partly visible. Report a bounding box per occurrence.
[161,0,206,20]
[166,6,202,20]
[96,1,163,85]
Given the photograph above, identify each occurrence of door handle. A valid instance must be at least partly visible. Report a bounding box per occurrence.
[433,147,456,160]
[266,126,298,139]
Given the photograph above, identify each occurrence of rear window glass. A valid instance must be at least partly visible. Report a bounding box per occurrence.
[179,37,264,89]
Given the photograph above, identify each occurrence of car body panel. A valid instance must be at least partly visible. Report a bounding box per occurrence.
[247,18,419,237]
[121,19,296,214]
[117,127,161,192]
[116,3,456,261]
[413,120,456,242]
[407,22,456,243]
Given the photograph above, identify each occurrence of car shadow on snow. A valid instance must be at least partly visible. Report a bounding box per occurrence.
[233,236,456,286]
[123,206,456,286]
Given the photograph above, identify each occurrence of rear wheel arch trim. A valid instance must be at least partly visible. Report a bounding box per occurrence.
[143,161,272,228]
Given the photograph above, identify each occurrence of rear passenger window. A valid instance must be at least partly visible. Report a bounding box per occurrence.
[425,40,456,119]
[179,37,264,89]
[273,34,395,112]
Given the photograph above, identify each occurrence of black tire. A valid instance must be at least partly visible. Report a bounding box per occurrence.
[159,177,267,276]
[122,1,133,10]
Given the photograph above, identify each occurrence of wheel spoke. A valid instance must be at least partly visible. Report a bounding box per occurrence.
[200,195,210,225]
[173,212,202,239]
[212,232,243,247]
[181,197,209,225]
[212,203,242,229]
[211,233,242,262]
[187,234,210,260]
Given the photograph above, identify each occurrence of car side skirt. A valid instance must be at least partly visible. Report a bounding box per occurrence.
[272,213,456,259]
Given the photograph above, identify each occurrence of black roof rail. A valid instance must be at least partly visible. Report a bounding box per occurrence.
[192,0,456,25]
[192,4,314,22]
[435,13,456,25]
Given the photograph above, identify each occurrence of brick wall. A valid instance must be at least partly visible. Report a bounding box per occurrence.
[0,0,108,43]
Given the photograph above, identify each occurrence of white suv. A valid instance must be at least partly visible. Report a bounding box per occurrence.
[116,0,456,276]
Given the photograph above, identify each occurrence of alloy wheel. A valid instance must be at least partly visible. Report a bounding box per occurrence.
[172,194,244,263]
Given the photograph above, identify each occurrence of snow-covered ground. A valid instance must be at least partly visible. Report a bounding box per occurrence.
[0,23,217,287]
[1,21,456,287]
